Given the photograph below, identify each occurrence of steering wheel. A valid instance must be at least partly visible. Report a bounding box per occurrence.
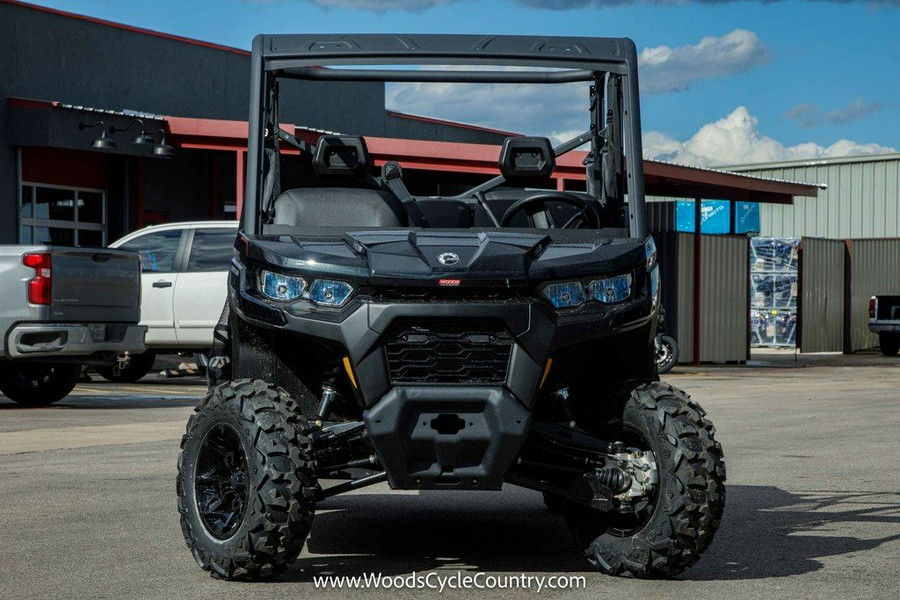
[498,191,602,229]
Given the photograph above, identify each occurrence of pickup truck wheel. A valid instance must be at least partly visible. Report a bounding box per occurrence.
[879,333,900,356]
[0,364,82,406]
[96,353,156,383]
[565,382,726,578]
[177,379,317,580]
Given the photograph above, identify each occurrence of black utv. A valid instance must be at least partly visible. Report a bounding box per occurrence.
[177,34,725,581]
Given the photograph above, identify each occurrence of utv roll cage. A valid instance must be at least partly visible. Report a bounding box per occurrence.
[241,34,647,237]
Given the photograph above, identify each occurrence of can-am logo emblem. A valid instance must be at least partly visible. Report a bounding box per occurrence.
[438,252,460,266]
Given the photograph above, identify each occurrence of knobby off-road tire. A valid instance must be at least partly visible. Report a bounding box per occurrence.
[565,382,726,578]
[879,333,900,356]
[0,363,81,406]
[177,379,318,580]
[96,352,156,383]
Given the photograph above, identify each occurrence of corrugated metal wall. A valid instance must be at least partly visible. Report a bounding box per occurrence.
[671,233,749,363]
[674,234,694,361]
[699,235,750,361]
[730,154,900,239]
[849,238,900,351]
[799,237,845,352]
[646,201,677,233]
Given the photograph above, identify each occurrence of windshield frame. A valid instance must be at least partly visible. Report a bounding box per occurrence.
[242,34,647,239]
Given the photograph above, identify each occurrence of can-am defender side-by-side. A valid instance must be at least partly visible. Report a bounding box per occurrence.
[176,34,725,580]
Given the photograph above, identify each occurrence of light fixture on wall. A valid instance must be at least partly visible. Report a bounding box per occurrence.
[79,121,117,150]
[111,118,156,146]
[148,128,175,158]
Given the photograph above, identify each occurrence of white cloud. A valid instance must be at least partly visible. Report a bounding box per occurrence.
[386,30,769,140]
[643,106,896,167]
[639,29,769,94]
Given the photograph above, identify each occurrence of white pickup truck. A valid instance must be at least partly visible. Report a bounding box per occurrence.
[0,246,146,405]
[104,221,237,381]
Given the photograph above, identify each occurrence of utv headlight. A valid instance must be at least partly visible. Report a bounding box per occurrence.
[542,281,585,309]
[258,270,306,302]
[307,279,354,307]
[589,274,633,304]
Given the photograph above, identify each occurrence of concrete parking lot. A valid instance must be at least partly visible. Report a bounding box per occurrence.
[1,352,898,600]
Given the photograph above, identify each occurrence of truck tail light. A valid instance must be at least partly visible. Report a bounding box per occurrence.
[23,252,52,305]
[869,296,877,319]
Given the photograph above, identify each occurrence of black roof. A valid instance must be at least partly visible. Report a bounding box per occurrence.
[255,34,637,76]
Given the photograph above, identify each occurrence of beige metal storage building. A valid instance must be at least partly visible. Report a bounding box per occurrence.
[726,153,900,239]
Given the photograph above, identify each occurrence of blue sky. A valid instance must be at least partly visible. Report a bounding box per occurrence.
[24,0,900,165]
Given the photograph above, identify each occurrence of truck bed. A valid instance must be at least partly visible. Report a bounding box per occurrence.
[0,245,144,359]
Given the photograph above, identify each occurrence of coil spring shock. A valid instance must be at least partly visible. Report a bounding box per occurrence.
[315,363,342,422]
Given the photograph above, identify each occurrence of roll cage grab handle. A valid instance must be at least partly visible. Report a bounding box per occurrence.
[242,35,647,238]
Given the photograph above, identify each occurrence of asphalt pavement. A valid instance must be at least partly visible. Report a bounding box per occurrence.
[1,351,898,600]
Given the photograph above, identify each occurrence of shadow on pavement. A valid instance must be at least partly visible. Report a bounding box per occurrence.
[0,397,200,410]
[688,485,900,580]
[285,485,900,581]
[81,377,206,387]
[0,378,206,410]
[295,489,582,578]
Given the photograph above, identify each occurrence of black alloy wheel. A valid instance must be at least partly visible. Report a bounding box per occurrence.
[194,423,249,540]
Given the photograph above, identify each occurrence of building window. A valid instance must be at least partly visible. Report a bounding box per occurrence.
[19,183,106,247]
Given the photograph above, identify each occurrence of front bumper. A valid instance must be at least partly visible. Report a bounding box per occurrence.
[4,323,147,361]
[869,319,900,333]
[364,386,531,490]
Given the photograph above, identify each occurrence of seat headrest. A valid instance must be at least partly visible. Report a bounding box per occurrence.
[313,136,371,177]
[498,136,556,180]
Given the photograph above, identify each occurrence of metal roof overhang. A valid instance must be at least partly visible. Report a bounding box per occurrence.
[162,120,825,203]
[336,135,822,204]
[6,98,168,158]
[642,160,823,204]
[7,100,821,203]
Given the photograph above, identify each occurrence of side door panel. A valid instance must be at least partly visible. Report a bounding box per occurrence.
[174,228,235,347]
[116,229,185,348]
[142,272,179,346]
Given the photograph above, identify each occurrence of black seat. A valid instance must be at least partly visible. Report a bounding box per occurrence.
[272,135,408,227]
[272,187,408,227]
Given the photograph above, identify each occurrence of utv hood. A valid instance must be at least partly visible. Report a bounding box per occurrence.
[247,229,648,286]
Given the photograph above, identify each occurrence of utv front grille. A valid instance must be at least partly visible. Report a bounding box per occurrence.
[384,320,513,384]
[373,288,525,303]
